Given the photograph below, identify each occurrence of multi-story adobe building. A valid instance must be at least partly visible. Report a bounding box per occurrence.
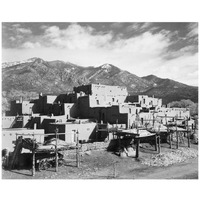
[2,83,192,145]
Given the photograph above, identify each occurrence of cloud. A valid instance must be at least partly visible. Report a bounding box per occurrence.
[187,23,198,38]
[12,24,21,28]
[126,22,154,33]
[10,23,32,34]
[9,36,16,41]
[155,53,198,86]
[110,22,124,29]
[21,41,41,49]
[43,23,113,49]
[16,27,32,34]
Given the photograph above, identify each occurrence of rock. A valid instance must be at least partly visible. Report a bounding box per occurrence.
[120,151,127,158]
[192,134,198,144]
[81,144,87,152]
[85,151,92,156]
[127,147,136,157]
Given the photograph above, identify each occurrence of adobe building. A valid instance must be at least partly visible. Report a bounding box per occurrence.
[126,95,162,109]
[76,84,128,119]
[47,119,97,143]
[7,98,34,116]
[2,83,193,147]
[156,107,190,124]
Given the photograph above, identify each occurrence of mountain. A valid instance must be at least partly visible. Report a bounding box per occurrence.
[142,75,198,104]
[2,57,39,68]
[1,58,198,112]
[2,58,151,95]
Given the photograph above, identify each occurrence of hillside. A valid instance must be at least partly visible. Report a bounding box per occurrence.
[2,58,198,112]
[141,75,198,104]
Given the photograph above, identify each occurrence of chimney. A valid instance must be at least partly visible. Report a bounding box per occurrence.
[34,123,37,130]
[19,96,23,103]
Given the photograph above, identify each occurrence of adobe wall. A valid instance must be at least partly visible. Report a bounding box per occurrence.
[91,84,128,96]
[47,122,97,143]
[2,116,16,128]
[22,102,34,115]
[78,96,90,118]
[157,107,190,118]
[2,129,44,152]
[10,101,22,115]
[74,85,92,95]
[105,106,128,125]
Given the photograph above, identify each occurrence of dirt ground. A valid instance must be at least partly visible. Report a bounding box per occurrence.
[2,141,198,179]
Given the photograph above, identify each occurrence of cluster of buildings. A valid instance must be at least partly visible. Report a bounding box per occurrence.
[2,83,191,151]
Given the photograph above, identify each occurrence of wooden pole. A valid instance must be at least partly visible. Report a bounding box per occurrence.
[136,127,140,158]
[169,131,172,149]
[187,124,191,148]
[155,134,158,151]
[107,122,109,141]
[32,135,35,177]
[157,135,161,153]
[76,130,80,168]
[176,123,179,149]
[136,137,140,158]
[96,121,98,142]
[118,132,121,149]
[55,127,58,172]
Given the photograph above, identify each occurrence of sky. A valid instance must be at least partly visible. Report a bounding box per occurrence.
[2,22,198,86]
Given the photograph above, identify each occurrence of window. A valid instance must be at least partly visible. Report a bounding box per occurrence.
[97,100,99,105]
[112,98,115,102]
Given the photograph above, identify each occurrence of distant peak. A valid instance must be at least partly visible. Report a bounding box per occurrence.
[100,63,112,69]
[32,58,45,64]
[2,57,43,68]
[27,57,41,62]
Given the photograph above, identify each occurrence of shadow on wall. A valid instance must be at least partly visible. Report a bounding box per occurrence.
[88,129,109,142]
[41,118,56,134]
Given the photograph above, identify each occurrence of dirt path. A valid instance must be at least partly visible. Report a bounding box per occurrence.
[118,157,198,179]
[2,144,198,179]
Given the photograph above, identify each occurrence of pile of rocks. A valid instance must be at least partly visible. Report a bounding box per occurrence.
[81,141,110,152]
[141,147,198,167]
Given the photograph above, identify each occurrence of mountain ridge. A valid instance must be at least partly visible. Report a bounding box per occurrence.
[2,58,198,111]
